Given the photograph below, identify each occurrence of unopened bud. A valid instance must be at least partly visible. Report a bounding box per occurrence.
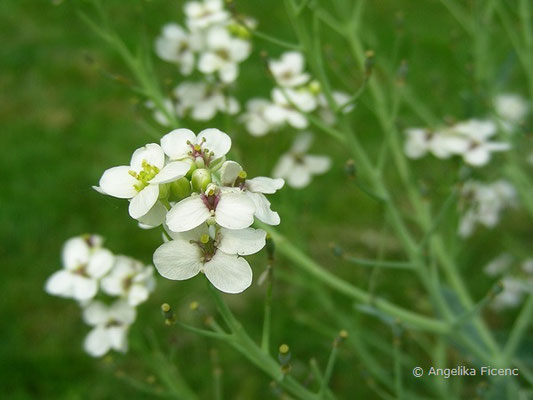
[308,80,321,95]
[192,168,212,192]
[345,159,356,179]
[364,50,375,78]
[170,177,191,201]
[334,330,348,347]
[161,303,175,325]
[189,301,199,311]
[158,183,169,200]
[278,344,291,366]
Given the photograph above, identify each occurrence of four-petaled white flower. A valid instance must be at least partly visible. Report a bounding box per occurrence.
[240,98,279,136]
[45,235,114,302]
[184,0,230,31]
[82,300,136,357]
[154,224,266,293]
[174,81,239,121]
[272,133,331,188]
[493,93,529,126]
[155,24,200,75]
[97,144,190,219]
[161,128,231,165]
[198,27,251,83]
[317,91,354,125]
[101,256,156,307]
[264,88,317,129]
[145,99,175,127]
[403,128,467,159]
[268,52,310,88]
[166,183,256,232]
[220,160,284,225]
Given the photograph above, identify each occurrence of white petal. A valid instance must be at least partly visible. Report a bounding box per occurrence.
[272,154,295,180]
[72,276,98,302]
[204,252,252,294]
[136,201,167,228]
[108,327,128,352]
[87,248,114,279]
[161,129,197,160]
[166,195,211,232]
[84,327,111,357]
[246,177,285,194]
[131,143,165,170]
[150,161,190,184]
[286,110,308,129]
[219,64,238,83]
[287,165,312,188]
[45,270,75,297]
[128,185,159,219]
[218,227,266,256]
[464,148,490,166]
[291,132,313,153]
[215,192,255,230]
[128,285,149,306]
[304,155,331,174]
[198,128,232,159]
[110,300,137,325]
[153,240,203,280]
[246,191,280,225]
[99,166,138,199]
[192,101,218,121]
[62,237,90,270]
[100,274,123,297]
[82,301,109,326]
[220,160,242,186]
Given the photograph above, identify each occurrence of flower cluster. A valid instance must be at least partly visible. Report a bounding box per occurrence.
[45,234,155,357]
[458,180,517,237]
[484,254,533,310]
[240,51,352,136]
[96,128,284,293]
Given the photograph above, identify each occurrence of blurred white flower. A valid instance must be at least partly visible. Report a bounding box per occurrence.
[45,236,114,302]
[153,224,266,293]
[82,300,136,357]
[264,88,317,129]
[220,160,284,225]
[174,81,239,121]
[197,26,251,83]
[96,144,190,219]
[101,256,156,307]
[491,277,526,311]
[155,24,200,75]
[145,99,175,127]
[240,98,279,136]
[184,0,230,31]
[268,52,310,88]
[161,128,231,164]
[166,183,256,232]
[317,91,353,125]
[483,253,513,277]
[403,128,466,159]
[272,133,330,188]
[494,93,529,126]
[522,259,533,274]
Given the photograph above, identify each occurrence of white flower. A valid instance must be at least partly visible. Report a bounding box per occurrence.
[45,236,114,302]
[264,88,317,129]
[97,144,190,219]
[494,94,529,125]
[483,253,513,277]
[161,128,231,165]
[174,81,239,121]
[197,26,251,83]
[272,133,331,188]
[184,0,230,31]
[145,99,175,127]
[220,160,284,225]
[153,224,266,293]
[403,128,469,160]
[449,119,510,166]
[155,24,199,75]
[240,98,279,136]
[317,91,354,125]
[101,256,156,306]
[268,52,310,88]
[522,259,533,274]
[166,183,256,232]
[82,300,136,357]
[491,277,525,311]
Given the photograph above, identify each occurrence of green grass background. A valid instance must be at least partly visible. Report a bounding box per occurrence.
[2,0,531,398]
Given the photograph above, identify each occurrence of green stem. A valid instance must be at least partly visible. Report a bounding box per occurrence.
[503,295,533,362]
[261,265,273,353]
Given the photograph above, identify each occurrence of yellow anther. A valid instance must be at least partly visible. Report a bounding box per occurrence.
[279,344,290,354]
[128,170,138,178]
[200,234,210,244]
[194,144,202,152]
[238,170,247,179]
[189,301,199,311]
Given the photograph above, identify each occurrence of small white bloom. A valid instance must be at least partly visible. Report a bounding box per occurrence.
[184,0,230,31]
[240,98,279,136]
[220,160,284,225]
[97,144,190,219]
[264,88,317,129]
[197,26,251,83]
[491,277,525,311]
[145,99,175,127]
[155,24,200,75]
[522,259,533,274]
[268,52,310,88]
[166,183,256,232]
[483,253,513,277]
[272,133,330,188]
[174,81,239,121]
[82,300,136,357]
[153,224,266,293]
[494,94,529,125]
[161,128,231,165]
[101,256,156,306]
[317,91,354,125]
[403,128,467,159]
[45,236,114,302]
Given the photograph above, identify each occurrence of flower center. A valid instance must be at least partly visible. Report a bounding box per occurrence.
[200,190,220,211]
[73,264,89,277]
[192,233,218,263]
[105,319,123,328]
[187,138,215,165]
[129,160,160,192]
[215,48,230,61]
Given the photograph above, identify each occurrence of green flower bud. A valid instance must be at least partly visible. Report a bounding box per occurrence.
[209,156,226,172]
[195,157,206,169]
[158,183,169,200]
[191,168,212,192]
[186,161,197,178]
[170,177,191,201]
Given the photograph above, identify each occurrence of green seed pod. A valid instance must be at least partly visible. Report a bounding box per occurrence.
[170,177,191,201]
[192,168,212,192]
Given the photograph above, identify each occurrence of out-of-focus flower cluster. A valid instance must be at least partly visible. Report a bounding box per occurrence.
[484,254,533,310]
[403,94,529,167]
[45,234,155,357]
[95,128,284,294]
[458,180,517,238]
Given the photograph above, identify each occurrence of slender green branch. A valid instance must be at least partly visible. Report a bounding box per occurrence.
[503,295,533,362]
[261,265,273,354]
